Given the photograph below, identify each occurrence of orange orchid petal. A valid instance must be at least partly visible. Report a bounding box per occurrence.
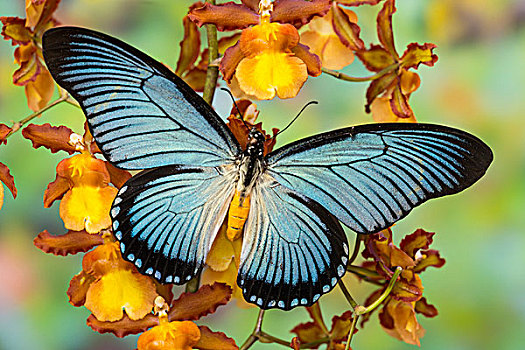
[43,173,69,207]
[137,320,201,350]
[271,0,331,29]
[22,123,77,154]
[0,162,17,200]
[291,43,322,75]
[379,299,425,346]
[371,97,415,123]
[196,326,238,350]
[25,0,45,29]
[33,229,103,256]
[188,2,259,31]
[201,261,251,308]
[300,30,353,70]
[330,310,356,342]
[13,50,41,86]
[25,67,55,111]
[168,283,233,320]
[236,52,307,99]
[0,124,11,144]
[400,70,420,95]
[82,241,127,276]
[60,185,117,233]
[26,0,60,32]
[220,41,244,83]
[240,22,299,57]
[206,225,235,272]
[85,268,157,321]
[67,270,96,307]
[175,16,201,76]
[401,42,438,70]
[0,17,32,45]
[332,4,364,51]
[377,0,398,59]
[390,83,414,119]
[87,313,157,338]
[104,161,131,189]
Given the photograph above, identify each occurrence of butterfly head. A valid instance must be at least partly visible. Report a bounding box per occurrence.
[246,127,265,157]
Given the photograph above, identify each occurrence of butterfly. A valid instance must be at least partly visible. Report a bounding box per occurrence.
[42,27,493,310]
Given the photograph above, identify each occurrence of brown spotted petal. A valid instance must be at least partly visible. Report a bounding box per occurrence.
[33,229,104,256]
[415,297,438,318]
[401,42,438,69]
[13,49,41,86]
[220,41,244,82]
[290,321,326,344]
[182,67,208,92]
[176,16,201,76]
[87,313,158,338]
[291,43,322,76]
[26,0,61,32]
[0,17,32,45]
[389,82,414,119]
[331,3,364,50]
[67,270,96,307]
[22,123,77,154]
[413,249,445,273]
[271,0,331,28]
[0,124,12,144]
[399,229,435,258]
[330,310,357,343]
[0,162,17,200]
[376,0,398,59]
[365,72,397,112]
[168,283,232,321]
[195,326,238,350]
[188,2,259,31]
[337,0,382,5]
[391,270,422,302]
[379,299,425,346]
[355,44,396,72]
[43,172,69,207]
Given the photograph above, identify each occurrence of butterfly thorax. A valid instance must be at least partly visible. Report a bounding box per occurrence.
[226,128,265,241]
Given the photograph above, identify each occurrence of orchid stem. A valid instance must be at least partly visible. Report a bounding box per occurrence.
[322,63,399,82]
[345,314,359,350]
[5,90,69,139]
[348,234,362,265]
[202,0,219,106]
[185,271,201,293]
[338,279,358,310]
[240,309,265,350]
[346,264,381,279]
[357,266,402,315]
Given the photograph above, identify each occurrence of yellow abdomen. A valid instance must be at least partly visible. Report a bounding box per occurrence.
[226,190,250,241]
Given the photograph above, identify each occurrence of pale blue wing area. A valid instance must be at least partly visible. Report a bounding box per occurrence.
[238,173,349,310]
[111,165,235,283]
[266,123,493,235]
[43,27,241,169]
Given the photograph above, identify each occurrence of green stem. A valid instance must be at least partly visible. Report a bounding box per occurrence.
[202,0,219,105]
[300,337,330,349]
[344,314,359,350]
[357,266,402,315]
[346,265,381,279]
[338,278,358,310]
[322,63,399,82]
[348,234,362,265]
[240,309,265,350]
[5,91,69,139]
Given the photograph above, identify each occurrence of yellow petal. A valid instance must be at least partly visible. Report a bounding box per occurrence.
[236,52,307,100]
[137,320,201,350]
[60,185,117,233]
[206,225,235,272]
[85,269,157,322]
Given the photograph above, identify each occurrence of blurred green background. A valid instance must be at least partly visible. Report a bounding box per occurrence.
[1,0,524,349]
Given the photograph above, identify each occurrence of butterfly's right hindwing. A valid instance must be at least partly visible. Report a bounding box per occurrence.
[112,165,235,284]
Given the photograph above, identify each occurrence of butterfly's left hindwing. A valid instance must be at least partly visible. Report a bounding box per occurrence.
[112,165,235,284]
[238,173,349,310]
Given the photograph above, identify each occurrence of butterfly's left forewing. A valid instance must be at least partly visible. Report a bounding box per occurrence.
[238,173,349,310]
[112,165,236,284]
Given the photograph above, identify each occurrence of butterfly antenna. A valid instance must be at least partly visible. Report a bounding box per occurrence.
[220,87,250,130]
[274,101,318,138]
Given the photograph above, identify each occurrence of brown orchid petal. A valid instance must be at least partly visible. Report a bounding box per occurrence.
[291,43,322,76]
[365,230,416,274]
[229,99,253,119]
[198,33,241,70]
[0,124,12,144]
[355,44,395,72]
[188,2,259,31]
[389,83,414,119]
[240,22,299,56]
[399,229,435,258]
[13,52,41,86]
[370,97,399,122]
[337,0,381,5]
[377,0,398,60]
[399,70,420,95]
[195,326,238,350]
[31,0,61,33]
[380,299,425,346]
[365,72,397,112]
[169,283,232,321]
[241,0,260,12]
[176,16,201,76]
[290,321,325,344]
[0,162,17,199]
[104,161,131,189]
[391,271,422,302]
[43,173,69,207]
[413,249,445,273]
[330,310,356,342]
[401,42,438,70]
[415,297,438,318]
[25,68,55,111]
[271,0,331,28]
[87,313,158,338]
[67,270,96,306]
[33,229,103,256]
[306,303,329,334]
[220,41,244,82]
[0,17,32,45]
[331,4,364,51]
[22,123,77,154]
[154,282,174,306]
[300,30,354,70]
[182,67,207,92]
